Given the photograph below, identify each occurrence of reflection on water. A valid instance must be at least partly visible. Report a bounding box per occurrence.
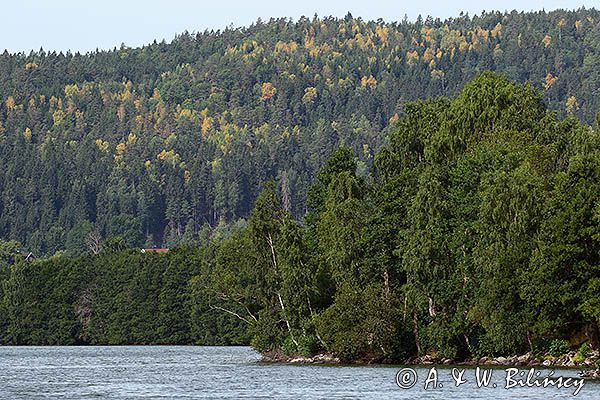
[0,346,597,399]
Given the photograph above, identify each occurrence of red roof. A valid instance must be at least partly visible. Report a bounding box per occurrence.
[141,248,169,254]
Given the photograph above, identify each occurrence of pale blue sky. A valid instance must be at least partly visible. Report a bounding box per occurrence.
[3,0,596,53]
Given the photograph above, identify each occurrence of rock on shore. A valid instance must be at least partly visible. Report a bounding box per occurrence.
[260,350,340,364]
[580,369,600,380]
[261,349,600,371]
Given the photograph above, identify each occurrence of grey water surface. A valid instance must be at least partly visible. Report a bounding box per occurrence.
[0,346,597,399]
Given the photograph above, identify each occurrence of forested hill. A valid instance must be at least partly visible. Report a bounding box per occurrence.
[1,9,599,254]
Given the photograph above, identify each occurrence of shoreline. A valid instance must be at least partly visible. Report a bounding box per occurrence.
[260,350,600,373]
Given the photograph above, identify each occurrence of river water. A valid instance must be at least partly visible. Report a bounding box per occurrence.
[0,346,597,399]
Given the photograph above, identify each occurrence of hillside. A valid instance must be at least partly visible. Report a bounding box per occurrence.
[1,72,598,361]
[0,9,599,254]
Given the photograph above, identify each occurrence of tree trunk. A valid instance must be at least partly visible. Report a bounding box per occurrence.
[413,311,421,354]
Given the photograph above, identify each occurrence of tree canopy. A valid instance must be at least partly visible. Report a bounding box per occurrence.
[0,10,599,254]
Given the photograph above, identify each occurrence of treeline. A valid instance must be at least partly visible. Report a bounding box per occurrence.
[0,240,249,345]
[1,73,598,361]
[1,9,600,254]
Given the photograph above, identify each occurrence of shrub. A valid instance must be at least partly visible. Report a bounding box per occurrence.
[249,310,284,353]
[573,343,590,364]
[579,342,590,359]
[282,335,297,356]
[298,335,321,356]
[548,339,570,357]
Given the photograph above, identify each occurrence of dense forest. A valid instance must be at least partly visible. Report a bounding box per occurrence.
[0,9,599,254]
[1,72,598,363]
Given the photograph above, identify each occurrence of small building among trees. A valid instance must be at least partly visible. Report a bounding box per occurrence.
[20,252,36,262]
[141,248,169,254]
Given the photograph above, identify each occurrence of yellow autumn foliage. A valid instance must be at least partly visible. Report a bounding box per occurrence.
[566,96,579,114]
[274,41,299,54]
[95,139,109,152]
[53,110,66,126]
[542,35,552,47]
[64,84,80,98]
[157,149,182,166]
[121,86,132,102]
[431,69,445,80]
[545,73,558,90]
[423,47,435,63]
[260,82,277,100]
[24,127,32,141]
[360,75,377,88]
[127,133,137,146]
[302,87,318,104]
[406,50,419,66]
[5,96,16,111]
[116,142,126,155]
[491,23,502,39]
[375,25,390,45]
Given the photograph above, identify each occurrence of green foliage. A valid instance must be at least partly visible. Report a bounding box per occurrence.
[282,335,297,356]
[107,215,144,248]
[298,335,321,357]
[102,237,128,253]
[315,283,369,359]
[0,240,23,266]
[580,342,590,358]
[65,221,95,256]
[249,309,285,353]
[0,247,249,346]
[548,339,571,357]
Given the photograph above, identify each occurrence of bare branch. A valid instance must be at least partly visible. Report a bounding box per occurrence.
[209,305,255,325]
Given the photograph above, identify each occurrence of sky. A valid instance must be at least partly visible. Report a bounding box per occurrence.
[2,0,596,53]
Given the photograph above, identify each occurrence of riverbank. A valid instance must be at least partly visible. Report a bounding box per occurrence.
[261,349,600,372]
